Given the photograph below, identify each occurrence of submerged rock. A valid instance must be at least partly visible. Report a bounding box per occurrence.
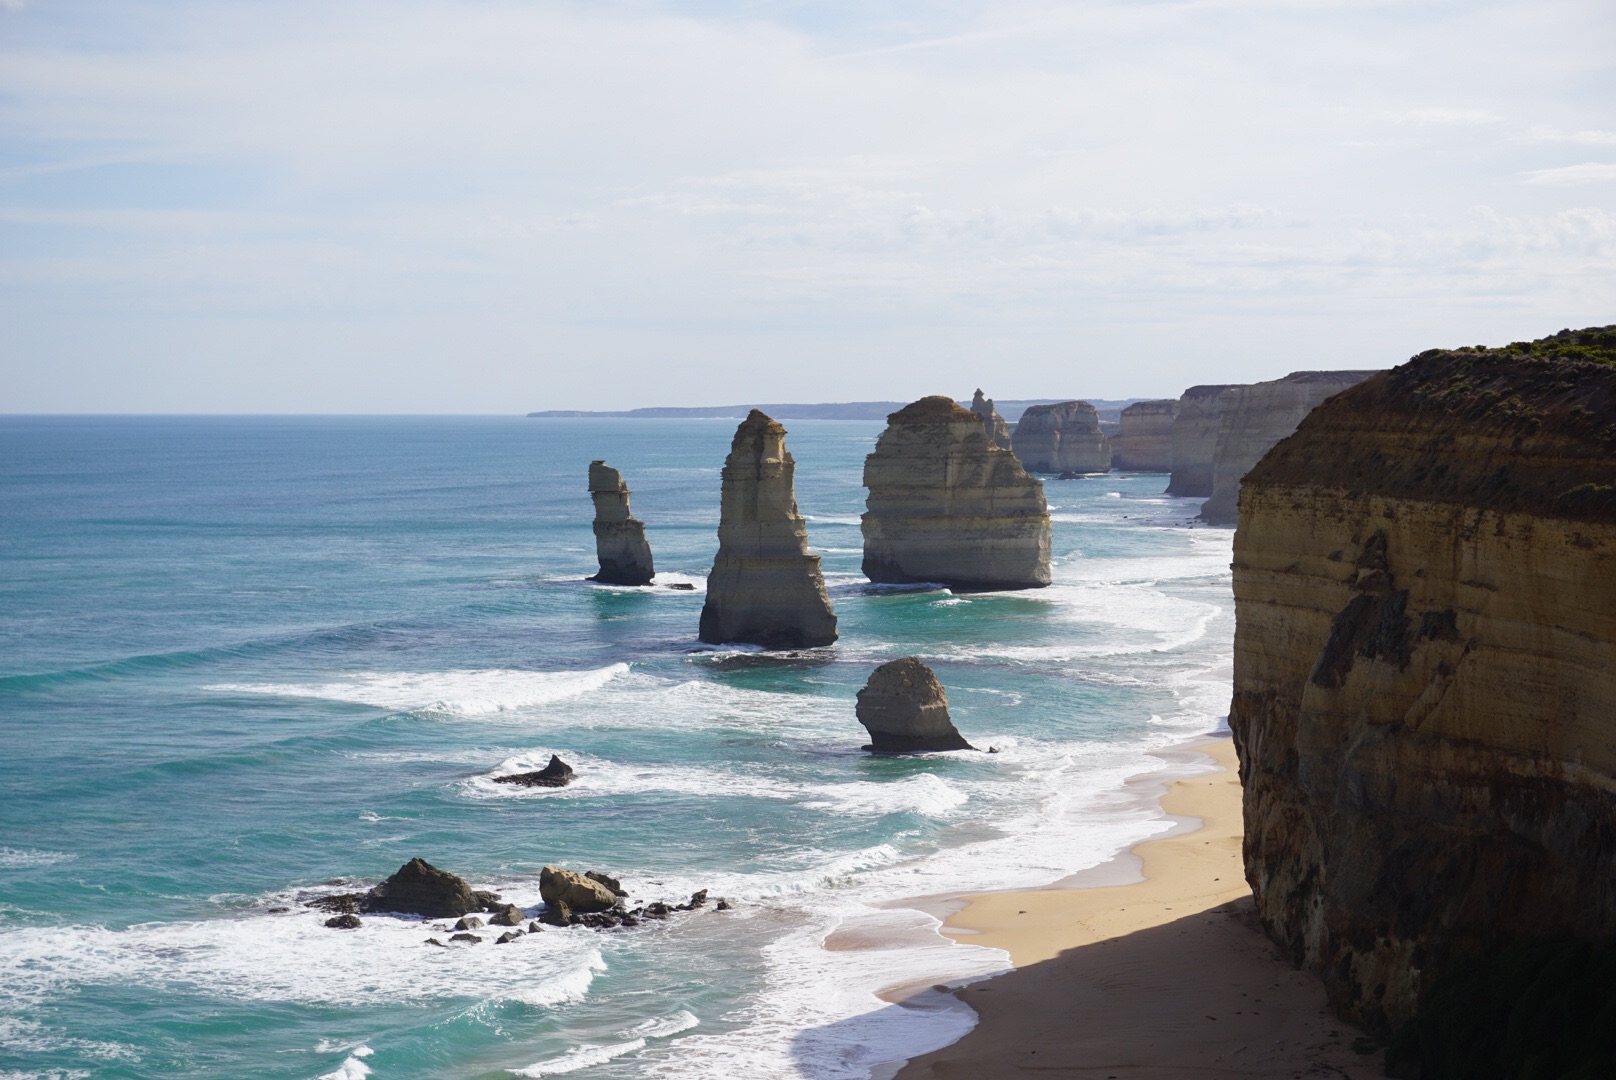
[495,930,525,944]
[539,866,619,913]
[491,754,574,788]
[361,858,479,918]
[452,915,484,931]
[1166,383,1245,497]
[862,396,1051,591]
[586,460,655,585]
[1011,401,1111,474]
[448,932,483,945]
[698,410,838,649]
[1111,399,1178,471]
[969,389,1013,450]
[1198,370,1379,524]
[856,657,975,753]
[324,914,362,930]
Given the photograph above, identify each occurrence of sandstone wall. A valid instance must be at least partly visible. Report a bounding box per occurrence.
[1229,328,1616,1034]
[586,460,655,585]
[863,396,1051,590]
[699,411,838,648]
[1112,399,1178,471]
[1011,400,1111,473]
[1200,371,1379,524]
[1166,383,1244,497]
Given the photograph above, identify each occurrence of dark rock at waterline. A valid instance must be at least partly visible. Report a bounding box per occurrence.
[361,858,480,918]
[855,657,975,753]
[666,582,697,591]
[585,870,627,897]
[425,937,448,947]
[306,893,363,915]
[268,906,291,914]
[453,916,484,931]
[492,755,575,788]
[496,930,525,944]
[527,921,544,933]
[448,932,483,944]
[488,904,526,927]
[471,889,504,911]
[325,914,362,930]
[539,901,572,927]
[716,899,731,911]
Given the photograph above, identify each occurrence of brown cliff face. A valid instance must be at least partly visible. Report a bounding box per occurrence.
[1011,400,1111,473]
[1166,383,1245,497]
[699,411,838,648]
[969,389,1013,450]
[1200,370,1380,524]
[586,461,655,585]
[1229,326,1616,1035]
[862,396,1051,590]
[1112,399,1178,471]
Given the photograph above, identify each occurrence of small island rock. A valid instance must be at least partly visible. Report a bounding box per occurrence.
[361,858,479,918]
[491,754,574,788]
[856,657,975,753]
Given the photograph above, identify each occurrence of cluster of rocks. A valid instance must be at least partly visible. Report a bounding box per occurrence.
[304,858,725,939]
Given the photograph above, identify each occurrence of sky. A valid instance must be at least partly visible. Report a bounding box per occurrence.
[1,0,1613,413]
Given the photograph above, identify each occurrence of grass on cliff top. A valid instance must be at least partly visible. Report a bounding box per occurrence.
[1435,325,1616,366]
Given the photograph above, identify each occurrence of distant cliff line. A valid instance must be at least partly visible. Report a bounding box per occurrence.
[528,399,1142,425]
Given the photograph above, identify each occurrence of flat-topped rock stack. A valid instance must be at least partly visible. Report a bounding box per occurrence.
[862,396,1051,591]
[969,389,1013,450]
[1166,383,1246,497]
[586,461,655,585]
[1198,370,1380,524]
[1111,399,1178,471]
[698,411,837,649]
[1011,401,1111,474]
[856,657,974,753]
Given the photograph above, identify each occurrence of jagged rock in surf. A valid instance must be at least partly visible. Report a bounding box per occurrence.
[1112,399,1178,471]
[1011,401,1111,473]
[1166,383,1246,497]
[492,754,575,788]
[856,657,975,753]
[586,460,655,585]
[488,904,527,927]
[324,914,362,930]
[969,389,1013,450]
[698,410,838,648]
[361,858,480,918]
[862,396,1051,590]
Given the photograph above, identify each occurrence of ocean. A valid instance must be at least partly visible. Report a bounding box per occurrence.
[0,416,1234,1080]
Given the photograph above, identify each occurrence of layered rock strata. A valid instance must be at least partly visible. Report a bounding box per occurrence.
[1111,399,1179,471]
[586,461,654,585]
[856,657,974,753]
[698,411,838,648]
[1011,401,1111,474]
[969,389,1013,450]
[862,396,1051,590]
[1199,371,1379,523]
[1166,384,1245,497]
[1228,327,1616,1035]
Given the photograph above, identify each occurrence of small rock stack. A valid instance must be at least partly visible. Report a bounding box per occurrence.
[856,657,974,753]
[586,461,655,585]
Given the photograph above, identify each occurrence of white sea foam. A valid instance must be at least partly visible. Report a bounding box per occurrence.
[317,1044,374,1080]
[0,848,76,869]
[510,1039,646,1076]
[626,1010,699,1039]
[205,664,628,717]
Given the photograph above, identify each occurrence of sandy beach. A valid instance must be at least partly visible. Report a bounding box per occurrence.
[893,738,1382,1079]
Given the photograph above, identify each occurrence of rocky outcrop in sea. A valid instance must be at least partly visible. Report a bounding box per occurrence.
[1111,399,1178,471]
[1228,326,1616,1037]
[856,657,974,753]
[1011,401,1111,474]
[492,754,574,788]
[586,461,655,585]
[969,389,1013,450]
[1165,383,1245,497]
[862,396,1051,590]
[1198,371,1379,523]
[698,410,838,649]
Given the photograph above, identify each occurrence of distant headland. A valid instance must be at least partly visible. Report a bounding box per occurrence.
[528,398,1142,424]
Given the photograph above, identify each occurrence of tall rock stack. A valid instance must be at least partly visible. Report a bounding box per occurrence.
[1228,327,1616,1036]
[586,461,655,585]
[969,389,1013,450]
[862,396,1051,590]
[1166,384,1245,497]
[698,411,838,649]
[1198,370,1380,524]
[1111,399,1178,471]
[1011,401,1111,473]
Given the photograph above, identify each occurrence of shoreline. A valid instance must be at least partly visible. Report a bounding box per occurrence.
[870,737,1381,1079]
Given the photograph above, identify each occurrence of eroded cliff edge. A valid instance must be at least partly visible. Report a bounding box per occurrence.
[1228,326,1616,1036]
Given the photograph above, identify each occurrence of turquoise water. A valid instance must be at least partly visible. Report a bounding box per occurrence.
[0,416,1233,1080]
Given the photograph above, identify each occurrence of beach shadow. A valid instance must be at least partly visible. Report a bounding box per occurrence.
[794,898,1382,1079]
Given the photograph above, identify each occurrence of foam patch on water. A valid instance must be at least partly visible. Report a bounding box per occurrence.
[318,1044,373,1080]
[509,1010,698,1076]
[0,848,76,869]
[206,664,629,717]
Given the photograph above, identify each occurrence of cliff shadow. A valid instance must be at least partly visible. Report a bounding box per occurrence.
[794,897,1382,1079]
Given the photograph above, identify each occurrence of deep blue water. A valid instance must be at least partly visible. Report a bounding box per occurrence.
[0,416,1232,1079]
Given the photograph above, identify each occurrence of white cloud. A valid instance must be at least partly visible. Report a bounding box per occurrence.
[1524,163,1616,186]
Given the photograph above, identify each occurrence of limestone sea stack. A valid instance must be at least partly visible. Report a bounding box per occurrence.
[856,657,974,753]
[1228,326,1616,1037]
[1011,401,1111,474]
[862,396,1051,590]
[969,389,1013,450]
[586,461,654,585]
[1166,383,1245,497]
[1111,399,1178,471]
[698,411,838,648]
[1198,370,1380,524]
